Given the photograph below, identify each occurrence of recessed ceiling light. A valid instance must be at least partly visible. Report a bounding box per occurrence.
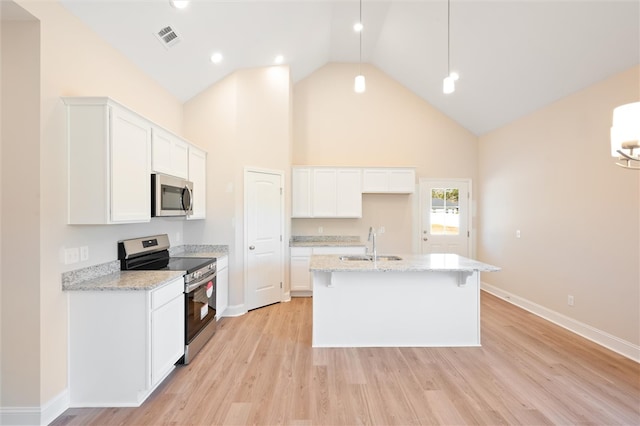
[353,22,363,32]
[274,55,284,65]
[210,52,223,64]
[170,0,189,9]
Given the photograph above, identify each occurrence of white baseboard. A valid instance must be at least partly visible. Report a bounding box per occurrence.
[481,282,640,363]
[223,303,247,317]
[0,389,69,426]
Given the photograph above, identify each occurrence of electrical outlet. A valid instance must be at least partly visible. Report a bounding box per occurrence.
[64,247,79,264]
[318,226,323,234]
[379,226,386,234]
[568,295,574,306]
[80,246,89,261]
[176,232,182,243]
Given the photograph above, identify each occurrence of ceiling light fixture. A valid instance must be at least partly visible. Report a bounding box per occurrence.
[354,0,366,94]
[169,0,189,10]
[210,52,223,64]
[610,101,640,170]
[443,0,458,94]
[274,55,284,65]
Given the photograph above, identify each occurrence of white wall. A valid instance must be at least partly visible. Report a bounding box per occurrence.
[183,66,292,308]
[1,10,41,409]
[291,63,478,254]
[3,0,190,417]
[478,65,640,350]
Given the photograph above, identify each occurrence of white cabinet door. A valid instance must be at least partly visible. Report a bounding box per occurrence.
[188,146,207,220]
[292,168,312,218]
[151,288,184,386]
[362,168,415,193]
[362,169,388,192]
[336,169,362,217]
[216,255,229,318]
[151,127,189,179]
[388,169,415,193]
[64,97,152,224]
[110,107,152,223]
[312,169,338,217]
[290,247,312,293]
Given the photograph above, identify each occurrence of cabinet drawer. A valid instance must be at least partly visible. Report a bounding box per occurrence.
[312,246,366,255]
[151,278,184,310]
[291,247,312,256]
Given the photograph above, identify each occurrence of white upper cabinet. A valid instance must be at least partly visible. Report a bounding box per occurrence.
[64,97,208,224]
[64,97,152,224]
[362,168,415,193]
[292,167,362,218]
[187,145,207,220]
[292,168,312,217]
[151,127,189,179]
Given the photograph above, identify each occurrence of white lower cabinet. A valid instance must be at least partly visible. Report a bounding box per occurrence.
[290,246,366,296]
[69,277,184,407]
[216,255,229,318]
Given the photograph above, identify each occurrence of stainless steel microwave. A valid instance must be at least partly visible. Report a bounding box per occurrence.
[151,173,194,217]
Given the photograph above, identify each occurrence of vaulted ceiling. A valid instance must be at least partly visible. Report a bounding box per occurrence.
[59,0,639,135]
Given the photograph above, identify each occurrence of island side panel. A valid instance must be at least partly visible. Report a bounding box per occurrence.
[312,270,481,347]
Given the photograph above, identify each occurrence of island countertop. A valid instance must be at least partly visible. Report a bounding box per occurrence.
[309,253,500,273]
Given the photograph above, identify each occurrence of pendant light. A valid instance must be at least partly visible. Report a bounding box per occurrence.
[354,0,366,93]
[611,102,640,170]
[443,0,458,94]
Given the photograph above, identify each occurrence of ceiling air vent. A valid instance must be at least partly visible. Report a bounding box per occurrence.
[154,25,181,49]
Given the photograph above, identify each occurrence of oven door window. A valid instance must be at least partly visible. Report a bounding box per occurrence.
[186,279,216,343]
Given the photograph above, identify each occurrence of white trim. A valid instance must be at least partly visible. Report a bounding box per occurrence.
[223,303,247,317]
[0,389,70,426]
[417,178,473,258]
[481,282,640,363]
[243,167,286,311]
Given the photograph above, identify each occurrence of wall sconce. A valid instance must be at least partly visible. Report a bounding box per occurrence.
[611,102,640,170]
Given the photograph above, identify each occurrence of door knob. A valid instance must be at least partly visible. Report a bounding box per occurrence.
[249,245,255,250]
[422,238,428,241]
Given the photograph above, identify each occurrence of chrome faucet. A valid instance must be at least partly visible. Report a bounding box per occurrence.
[367,226,377,261]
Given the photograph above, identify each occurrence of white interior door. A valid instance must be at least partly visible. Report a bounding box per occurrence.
[245,169,284,311]
[419,179,470,257]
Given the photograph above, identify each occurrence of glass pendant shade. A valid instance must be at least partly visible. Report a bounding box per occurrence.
[443,76,455,94]
[355,74,366,93]
[610,102,640,156]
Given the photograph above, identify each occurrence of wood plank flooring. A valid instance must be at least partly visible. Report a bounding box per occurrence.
[52,292,640,425]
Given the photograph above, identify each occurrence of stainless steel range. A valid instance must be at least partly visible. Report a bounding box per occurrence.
[118,234,217,364]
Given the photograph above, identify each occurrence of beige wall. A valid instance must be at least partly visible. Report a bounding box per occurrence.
[291,63,478,254]
[5,0,188,413]
[1,14,41,408]
[478,65,640,346]
[183,66,292,306]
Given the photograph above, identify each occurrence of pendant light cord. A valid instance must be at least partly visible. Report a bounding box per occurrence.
[447,0,450,76]
[359,0,363,75]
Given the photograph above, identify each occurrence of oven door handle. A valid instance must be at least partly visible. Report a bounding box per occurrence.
[185,272,217,294]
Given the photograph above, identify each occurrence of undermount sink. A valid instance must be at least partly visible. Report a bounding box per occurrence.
[339,255,402,261]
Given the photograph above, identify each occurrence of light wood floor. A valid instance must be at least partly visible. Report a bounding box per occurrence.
[52,292,640,425]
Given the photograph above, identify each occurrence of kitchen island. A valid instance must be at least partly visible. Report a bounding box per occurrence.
[309,253,499,348]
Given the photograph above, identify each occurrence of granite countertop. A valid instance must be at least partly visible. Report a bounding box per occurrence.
[290,235,366,247]
[63,270,186,291]
[62,244,228,291]
[309,253,500,273]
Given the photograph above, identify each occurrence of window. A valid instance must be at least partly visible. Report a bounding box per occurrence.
[431,188,459,235]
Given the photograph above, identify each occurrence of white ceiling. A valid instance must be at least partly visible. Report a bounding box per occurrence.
[59,0,639,135]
